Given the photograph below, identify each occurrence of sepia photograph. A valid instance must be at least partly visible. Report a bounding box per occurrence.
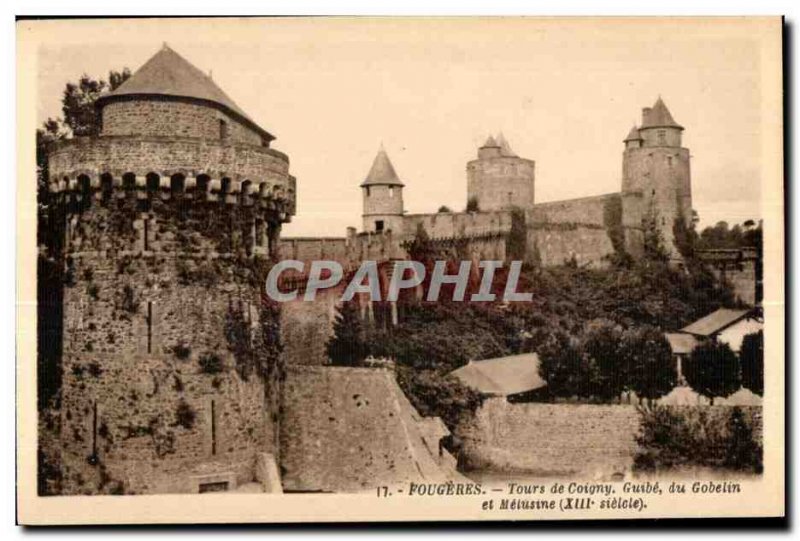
[15,16,784,524]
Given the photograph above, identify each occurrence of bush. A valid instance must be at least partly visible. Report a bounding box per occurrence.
[635,405,762,473]
[174,400,196,429]
[618,325,675,402]
[198,353,225,374]
[740,331,764,396]
[537,330,593,399]
[685,340,740,404]
[172,343,191,360]
[395,366,483,430]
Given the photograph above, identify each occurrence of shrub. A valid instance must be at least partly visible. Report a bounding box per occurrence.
[740,330,764,396]
[172,343,191,360]
[635,405,762,473]
[198,353,225,374]
[174,400,196,429]
[619,325,675,402]
[395,366,483,430]
[466,196,480,212]
[685,340,740,404]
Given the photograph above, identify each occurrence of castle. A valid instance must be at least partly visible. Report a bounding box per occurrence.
[43,45,466,495]
[279,96,694,273]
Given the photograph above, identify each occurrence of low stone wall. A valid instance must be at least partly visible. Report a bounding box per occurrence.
[458,400,640,478]
[457,400,764,479]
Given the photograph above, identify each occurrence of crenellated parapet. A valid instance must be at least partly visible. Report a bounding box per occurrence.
[47,135,296,220]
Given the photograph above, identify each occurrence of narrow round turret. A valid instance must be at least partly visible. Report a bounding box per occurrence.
[361,147,405,234]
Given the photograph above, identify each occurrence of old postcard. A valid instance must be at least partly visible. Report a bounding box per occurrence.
[16,17,784,524]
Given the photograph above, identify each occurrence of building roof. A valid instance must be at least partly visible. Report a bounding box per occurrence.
[96,44,274,141]
[361,147,404,187]
[495,133,518,157]
[640,97,683,130]
[450,353,546,396]
[665,332,699,355]
[680,308,751,337]
[481,135,499,148]
[624,125,642,142]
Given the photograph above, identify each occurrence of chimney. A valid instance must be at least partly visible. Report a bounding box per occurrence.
[642,107,652,124]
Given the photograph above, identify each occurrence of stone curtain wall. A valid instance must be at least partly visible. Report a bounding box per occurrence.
[458,400,641,478]
[101,98,264,147]
[527,193,621,267]
[280,287,342,366]
[457,400,764,479]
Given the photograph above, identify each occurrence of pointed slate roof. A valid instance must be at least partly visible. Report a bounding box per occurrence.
[361,147,404,187]
[96,44,273,141]
[624,125,643,142]
[641,97,683,130]
[481,135,499,148]
[496,133,517,157]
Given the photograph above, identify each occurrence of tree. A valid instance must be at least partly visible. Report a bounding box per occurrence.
[684,340,741,404]
[740,330,764,396]
[581,319,625,401]
[506,207,527,262]
[537,330,593,399]
[466,196,480,213]
[619,325,675,403]
[326,301,367,366]
[437,205,452,213]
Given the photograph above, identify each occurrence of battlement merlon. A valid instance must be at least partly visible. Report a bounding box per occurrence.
[47,136,296,219]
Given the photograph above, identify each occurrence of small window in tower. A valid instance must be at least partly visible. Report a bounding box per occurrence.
[219,119,229,141]
[366,187,371,197]
[375,220,385,232]
[658,130,666,145]
[667,156,673,167]
[389,187,394,198]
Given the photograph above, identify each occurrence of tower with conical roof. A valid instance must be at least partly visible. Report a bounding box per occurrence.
[467,133,535,211]
[45,44,294,494]
[621,97,693,258]
[361,147,405,234]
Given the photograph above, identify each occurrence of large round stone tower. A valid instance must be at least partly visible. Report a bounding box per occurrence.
[466,134,535,211]
[621,97,692,258]
[46,45,295,494]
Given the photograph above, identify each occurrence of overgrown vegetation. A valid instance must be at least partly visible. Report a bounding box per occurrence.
[684,341,741,405]
[634,405,762,473]
[327,219,738,425]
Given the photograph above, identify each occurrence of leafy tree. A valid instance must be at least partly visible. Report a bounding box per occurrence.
[684,340,741,404]
[506,207,527,262]
[437,205,452,213]
[395,366,483,430]
[619,325,675,403]
[326,301,367,366]
[466,196,479,212]
[740,330,764,396]
[581,319,625,400]
[537,330,593,399]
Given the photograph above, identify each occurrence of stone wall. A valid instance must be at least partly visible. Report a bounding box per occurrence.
[280,287,341,366]
[457,400,641,478]
[527,193,621,267]
[403,210,512,241]
[457,400,764,479]
[101,97,264,147]
[280,365,460,492]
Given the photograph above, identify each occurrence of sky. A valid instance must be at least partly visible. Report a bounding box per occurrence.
[35,18,766,237]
